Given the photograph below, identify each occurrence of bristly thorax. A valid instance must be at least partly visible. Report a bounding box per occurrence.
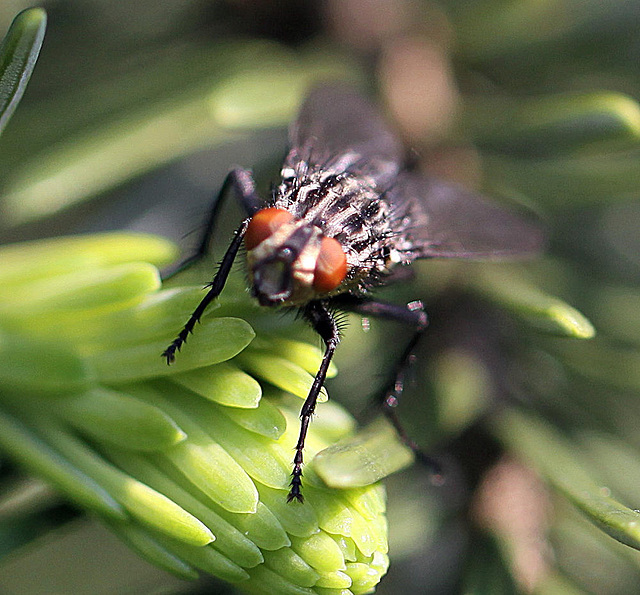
[274,166,408,290]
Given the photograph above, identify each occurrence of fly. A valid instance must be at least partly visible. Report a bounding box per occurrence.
[162,85,543,502]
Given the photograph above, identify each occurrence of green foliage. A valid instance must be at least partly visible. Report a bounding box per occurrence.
[1,2,640,594]
[0,233,389,594]
[0,8,46,134]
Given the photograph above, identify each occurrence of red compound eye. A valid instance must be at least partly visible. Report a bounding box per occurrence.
[245,208,294,250]
[313,236,347,293]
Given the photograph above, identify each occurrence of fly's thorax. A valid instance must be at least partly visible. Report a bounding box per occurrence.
[246,217,350,306]
[279,171,395,243]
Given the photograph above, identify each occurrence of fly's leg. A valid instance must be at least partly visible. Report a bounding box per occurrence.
[162,168,262,363]
[334,295,442,475]
[288,300,340,503]
[162,167,262,281]
[162,218,251,364]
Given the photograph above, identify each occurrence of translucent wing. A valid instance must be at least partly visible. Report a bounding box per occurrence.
[284,85,403,188]
[391,173,545,259]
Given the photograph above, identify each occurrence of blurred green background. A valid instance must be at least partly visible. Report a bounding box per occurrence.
[2,0,640,593]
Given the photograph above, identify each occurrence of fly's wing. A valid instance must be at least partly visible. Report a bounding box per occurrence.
[391,173,544,259]
[284,85,403,188]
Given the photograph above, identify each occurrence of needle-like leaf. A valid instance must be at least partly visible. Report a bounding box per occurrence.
[0,8,46,134]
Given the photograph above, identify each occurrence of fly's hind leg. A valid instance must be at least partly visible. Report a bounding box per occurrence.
[334,295,442,476]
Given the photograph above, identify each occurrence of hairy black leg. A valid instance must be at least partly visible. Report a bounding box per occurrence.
[162,167,262,281]
[162,218,251,364]
[333,295,442,475]
[288,300,340,503]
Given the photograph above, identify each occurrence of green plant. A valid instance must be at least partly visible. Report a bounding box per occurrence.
[1,3,640,594]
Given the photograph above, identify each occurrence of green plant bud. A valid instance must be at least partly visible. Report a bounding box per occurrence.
[131,384,260,514]
[107,448,264,567]
[272,392,355,445]
[31,418,215,546]
[256,483,320,538]
[0,332,94,395]
[105,520,199,580]
[290,532,347,573]
[2,286,209,349]
[262,547,320,587]
[241,564,315,594]
[152,536,250,584]
[314,569,352,588]
[237,351,329,402]
[171,395,292,490]
[250,336,338,378]
[0,232,176,287]
[171,362,263,408]
[345,562,383,593]
[331,535,357,563]
[314,418,414,489]
[0,410,124,520]
[342,484,387,521]
[302,488,357,537]
[4,0,640,591]
[0,232,390,593]
[54,387,187,451]
[87,316,255,382]
[218,397,287,441]
[0,262,160,316]
[223,501,291,552]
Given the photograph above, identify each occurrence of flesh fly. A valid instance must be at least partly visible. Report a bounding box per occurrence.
[163,86,543,502]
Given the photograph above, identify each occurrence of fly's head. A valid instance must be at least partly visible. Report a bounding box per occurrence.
[245,208,349,307]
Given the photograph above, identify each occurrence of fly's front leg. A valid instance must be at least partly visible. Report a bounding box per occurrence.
[335,295,441,475]
[162,167,261,281]
[288,300,340,503]
[162,217,251,364]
